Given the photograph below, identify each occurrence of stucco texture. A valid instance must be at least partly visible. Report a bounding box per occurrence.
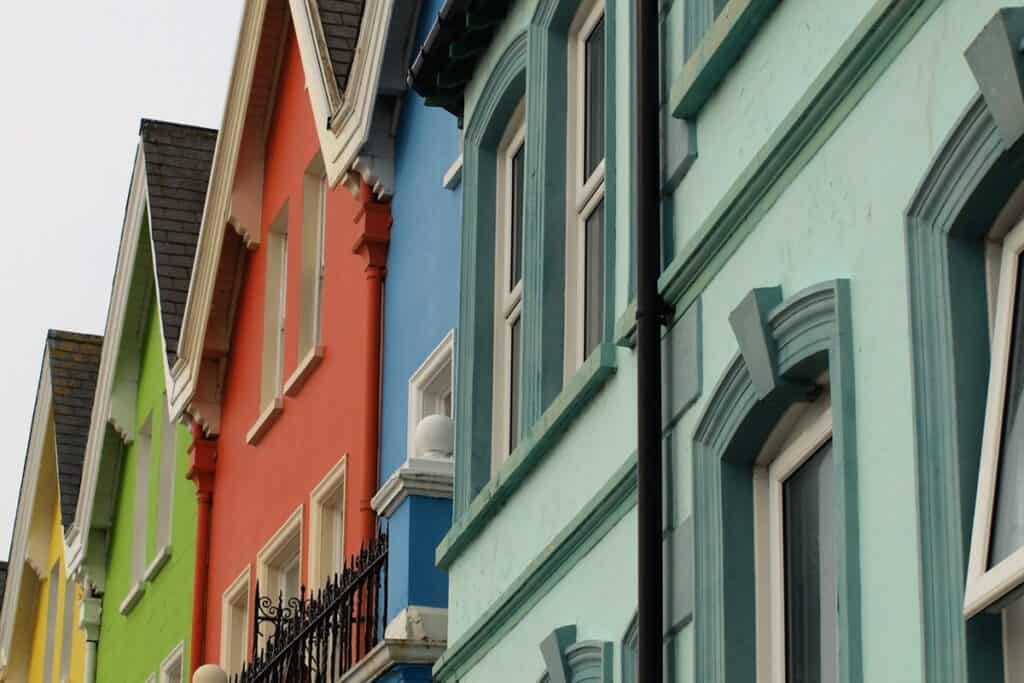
[444,0,1019,681]
[95,288,195,683]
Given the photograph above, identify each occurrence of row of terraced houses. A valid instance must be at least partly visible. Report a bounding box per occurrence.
[4,1,1024,682]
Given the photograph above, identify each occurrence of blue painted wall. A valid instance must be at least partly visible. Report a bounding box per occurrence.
[381,0,462,482]
[379,0,461,624]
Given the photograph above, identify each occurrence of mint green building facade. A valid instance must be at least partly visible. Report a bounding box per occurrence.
[411,0,1024,682]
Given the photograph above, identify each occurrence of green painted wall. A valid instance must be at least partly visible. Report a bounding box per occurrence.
[443,0,1022,681]
[95,274,196,683]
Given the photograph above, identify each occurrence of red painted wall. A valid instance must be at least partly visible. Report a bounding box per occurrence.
[201,29,382,664]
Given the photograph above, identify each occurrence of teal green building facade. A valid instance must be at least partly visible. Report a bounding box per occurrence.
[409,1,1024,682]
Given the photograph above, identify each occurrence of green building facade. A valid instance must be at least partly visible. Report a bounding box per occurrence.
[408,0,1024,682]
[65,120,217,683]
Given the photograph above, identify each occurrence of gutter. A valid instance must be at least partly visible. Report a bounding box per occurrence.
[635,0,666,680]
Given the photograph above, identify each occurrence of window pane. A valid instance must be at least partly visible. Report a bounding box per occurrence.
[784,441,838,683]
[584,200,605,357]
[585,16,605,178]
[509,316,522,453]
[510,144,525,289]
[993,253,1024,566]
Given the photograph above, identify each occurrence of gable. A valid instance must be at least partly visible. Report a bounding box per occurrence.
[315,0,366,101]
[140,120,217,365]
[45,331,102,531]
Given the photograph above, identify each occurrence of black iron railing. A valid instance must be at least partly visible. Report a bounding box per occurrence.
[232,530,388,683]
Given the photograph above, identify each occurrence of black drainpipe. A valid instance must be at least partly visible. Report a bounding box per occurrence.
[636,0,664,680]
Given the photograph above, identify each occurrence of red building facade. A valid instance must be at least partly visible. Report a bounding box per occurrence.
[168,1,400,674]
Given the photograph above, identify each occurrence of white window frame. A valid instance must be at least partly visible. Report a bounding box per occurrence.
[220,566,251,675]
[407,330,455,460]
[966,216,1024,616]
[256,506,304,606]
[250,203,289,444]
[286,153,328,397]
[146,398,176,581]
[753,392,833,683]
[492,101,527,470]
[43,561,59,683]
[122,413,152,614]
[59,575,74,682]
[159,642,185,683]
[309,457,346,589]
[564,0,607,375]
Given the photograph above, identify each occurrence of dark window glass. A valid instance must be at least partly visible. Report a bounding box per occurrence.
[584,16,605,179]
[993,253,1024,566]
[510,143,525,289]
[509,316,522,453]
[584,200,605,358]
[784,441,838,683]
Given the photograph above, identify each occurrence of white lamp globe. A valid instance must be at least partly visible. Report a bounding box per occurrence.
[414,414,454,458]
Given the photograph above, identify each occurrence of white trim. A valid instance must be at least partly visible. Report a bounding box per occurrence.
[159,641,186,683]
[131,413,154,592]
[407,330,456,461]
[256,505,304,604]
[246,397,284,445]
[144,545,173,583]
[66,141,151,579]
[220,565,252,675]
[564,0,606,376]
[754,394,833,683]
[118,581,145,616]
[443,154,463,190]
[308,457,347,589]
[371,456,454,519]
[491,101,527,470]
[283,345,325,397]
[967,216,1024,616]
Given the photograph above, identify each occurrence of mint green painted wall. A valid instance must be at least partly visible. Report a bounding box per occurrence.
[445,0,1022,682]
[95,284,196,682]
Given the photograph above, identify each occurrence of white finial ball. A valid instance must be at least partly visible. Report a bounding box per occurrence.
[414,414,454,457]
[193,664,229,683]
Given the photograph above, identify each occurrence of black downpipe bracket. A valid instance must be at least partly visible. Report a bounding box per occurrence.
[636,0,664,681]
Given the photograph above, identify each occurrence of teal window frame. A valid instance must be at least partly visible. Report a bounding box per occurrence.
[692,280,863,683]
[671,0,781,119]
[450,0,620,555]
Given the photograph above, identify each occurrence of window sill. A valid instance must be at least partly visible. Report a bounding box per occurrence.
[246,398,284,445]
[435,343,618,569]
[118,581,145,615]
[144,545,172,583]
[670,0,780,119]
[615,300,638,348]
[283,346,325,397]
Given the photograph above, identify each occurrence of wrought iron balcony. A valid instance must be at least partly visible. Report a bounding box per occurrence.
[232,529,388,683]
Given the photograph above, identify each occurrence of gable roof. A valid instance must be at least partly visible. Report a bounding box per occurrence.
[140,119,218,364]
[317,0,366,95]
[45,330,103,530]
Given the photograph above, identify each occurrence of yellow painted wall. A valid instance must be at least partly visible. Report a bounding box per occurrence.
[23,492,86,683]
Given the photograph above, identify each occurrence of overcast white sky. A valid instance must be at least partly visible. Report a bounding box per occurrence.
[0,1,243,560]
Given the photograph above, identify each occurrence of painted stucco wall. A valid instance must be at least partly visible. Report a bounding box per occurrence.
[94,288,195,683]
[25,490,86,683]
[444,0,1021,681]
[201,28,375,665]
[379,0,461,623]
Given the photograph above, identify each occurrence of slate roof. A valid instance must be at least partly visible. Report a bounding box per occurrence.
[140,119,218,364]
[46,330,103,529]
[317,0,366,96]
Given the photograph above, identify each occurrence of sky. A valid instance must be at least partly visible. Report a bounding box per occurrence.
[0,1,244,560]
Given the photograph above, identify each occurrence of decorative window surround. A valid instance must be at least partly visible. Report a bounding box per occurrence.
[43,561,59,683]
[670,0,780,119]
[297,153,327,372]
[309,457,346,589]
[220,566,251,676]
[119,581,145,616]
[438,342,616,569]
[333,606,447,683]
[124,413,153,614]
[144,545,172,583]
[159,642,185,683]
[59,577,74,682]
[407,330,455,461]
[692,281,861,683]
[539,625,613,683]
[283,345,325,397]
[260,204,288,415]
[256,506,303,605]
[246,397,284,446]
